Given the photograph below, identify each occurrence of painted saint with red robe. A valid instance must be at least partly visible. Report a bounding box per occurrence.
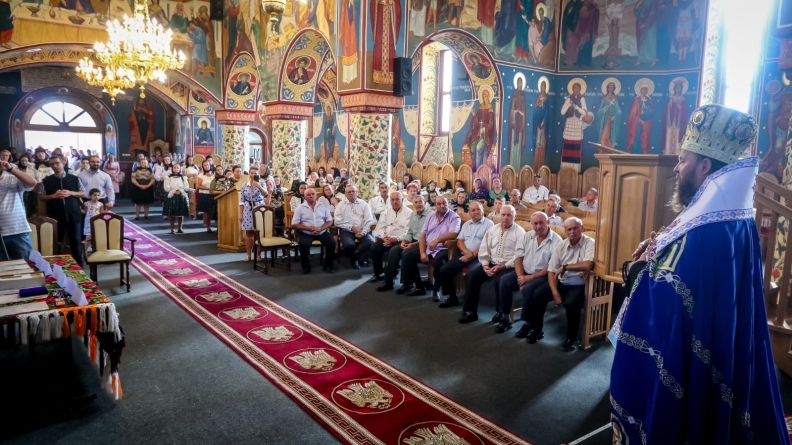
[370,0,401,85]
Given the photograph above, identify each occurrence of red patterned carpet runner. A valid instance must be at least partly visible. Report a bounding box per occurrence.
[125,222,533,445]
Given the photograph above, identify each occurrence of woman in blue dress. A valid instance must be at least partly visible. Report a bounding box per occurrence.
[239,167,268,262]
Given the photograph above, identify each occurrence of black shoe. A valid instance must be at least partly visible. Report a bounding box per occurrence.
[323,266,336,274]
[527,330,545,344]
[302,266,312,275]
[514,324,533,339]
[560,338,579,351]
[431,291,440,303]
[458,312,478,324]
[491,313,504,323]
[406,288,426,297]
[369,274,383,283]
[396,285,413,295]
[376,282,394,292]
[351,261,360,269]
[494,320,512,333]
[438,296,459,308]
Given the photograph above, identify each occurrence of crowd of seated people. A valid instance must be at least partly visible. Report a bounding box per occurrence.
[276,169,597,351]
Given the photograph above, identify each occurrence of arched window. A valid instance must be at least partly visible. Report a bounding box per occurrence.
[24,100,104,156]
[248,130,262,163]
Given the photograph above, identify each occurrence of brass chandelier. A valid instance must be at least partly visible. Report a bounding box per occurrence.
[76,0,186,105]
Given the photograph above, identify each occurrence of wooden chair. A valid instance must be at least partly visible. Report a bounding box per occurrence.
[500,166,516,192]
[440,163,455,187]
[85,213,137,292]
[516,220,533,232]
[518,165,535,193]
[27,216,58,256]
[457,164,473,193]
[424,162,440,187]
[566,206,586,218]
[580,216,597,232]
[393,162,408,182]
[556,167,580,199]
[581,167,600,197]
[581,274,616,349]
[252,206,292,274]
[550,226,567,239]
[476,165,492,190]
[537,165,553,191]
[410,162,424,185]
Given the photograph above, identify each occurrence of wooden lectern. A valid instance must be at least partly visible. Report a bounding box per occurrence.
[576,145,679,349]
[592,144,679,281]
[215,187,245,252]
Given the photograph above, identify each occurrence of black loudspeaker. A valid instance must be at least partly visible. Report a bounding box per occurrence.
[210,0,223,20]
[393,57,413,96]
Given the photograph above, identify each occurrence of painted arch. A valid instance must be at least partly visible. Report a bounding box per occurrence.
[277,29,336,104]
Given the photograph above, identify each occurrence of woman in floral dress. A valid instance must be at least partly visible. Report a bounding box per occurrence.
[239,167,268,261]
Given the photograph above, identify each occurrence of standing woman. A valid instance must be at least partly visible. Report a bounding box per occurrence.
[130,158,155,219]
[239,167,268,261]
[488,177,509,204]
[469,177,489,202]
[162,164,190,234]
[269,176,286,230]
[33,147,52,183]
[195,160,216,232]
[290,181,308,212]
[103,153,125,195]
[183,155,199,177]
[153,154,174,203]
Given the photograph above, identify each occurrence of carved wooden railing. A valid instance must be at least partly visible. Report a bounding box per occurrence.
[754,173,792,376]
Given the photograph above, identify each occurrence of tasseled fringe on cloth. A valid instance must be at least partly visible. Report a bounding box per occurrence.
[13,303,125,399]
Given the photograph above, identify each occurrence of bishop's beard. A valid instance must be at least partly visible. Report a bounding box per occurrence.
[668,174,699,213]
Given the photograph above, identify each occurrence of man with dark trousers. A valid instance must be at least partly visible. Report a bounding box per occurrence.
[436,201,493,306]
[376,195,428,292]
[292,187,336,274]
[39,155,85,266]
[399,195,460,296]
[368,191,412,283]
[457,204,525,323]
[527,216,594,350]
[334,184,376,269]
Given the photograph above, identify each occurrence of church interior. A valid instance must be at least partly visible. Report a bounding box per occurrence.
[2,0,792,442]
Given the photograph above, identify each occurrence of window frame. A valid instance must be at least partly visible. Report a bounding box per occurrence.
[437,49,453,136]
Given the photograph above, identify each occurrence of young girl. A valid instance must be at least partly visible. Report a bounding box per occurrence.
[84,188,104,239]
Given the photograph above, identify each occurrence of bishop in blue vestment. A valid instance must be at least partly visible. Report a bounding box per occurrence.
[610,104,788,444]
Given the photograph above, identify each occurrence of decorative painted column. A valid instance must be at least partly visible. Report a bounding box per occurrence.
[215,110,256,171]
[341,93,403,200]
[265,103,313,186]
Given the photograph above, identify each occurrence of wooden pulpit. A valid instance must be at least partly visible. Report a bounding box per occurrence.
[215,187,244,252]
[591,144,679,281]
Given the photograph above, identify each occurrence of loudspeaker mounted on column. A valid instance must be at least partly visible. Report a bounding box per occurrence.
[393,57,413,96]
[210,0,223,20]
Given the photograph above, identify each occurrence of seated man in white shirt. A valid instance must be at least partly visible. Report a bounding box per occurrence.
[572,188,598,212]
[436,201,494,306]
[369,192,412,282]
[369,182,391,220]
[457,205,526,323]
[544,199,564,227]
[510,189,527,210]
[334,184,377,269]
[524,217,594,350]
[523,175,549,205]
[495,212,563,334]
[292,188,336,274]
